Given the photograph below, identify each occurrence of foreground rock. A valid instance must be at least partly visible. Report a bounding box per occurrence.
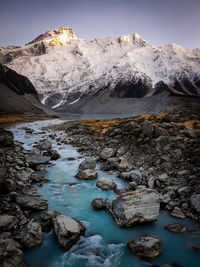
[0,237,25,266]
[53,215,85,251]
[91,198,111,210]
[110,189,160,227]
[26,154,51,167]
[16,195,48,210]
[78,157,96,170]
[75,169,97,180]
[165,223,186,233]
[36,140,52,150]
[127,236,161,259]
[96,177,116,190]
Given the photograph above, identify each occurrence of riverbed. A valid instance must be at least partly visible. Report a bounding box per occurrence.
[10,116,200,267]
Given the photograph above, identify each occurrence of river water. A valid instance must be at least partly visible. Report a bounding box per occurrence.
[10,115,200,267]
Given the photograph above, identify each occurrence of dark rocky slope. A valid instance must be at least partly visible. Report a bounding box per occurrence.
[0,64,49,115]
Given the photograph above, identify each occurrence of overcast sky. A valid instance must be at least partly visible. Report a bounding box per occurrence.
[0,0,200,49]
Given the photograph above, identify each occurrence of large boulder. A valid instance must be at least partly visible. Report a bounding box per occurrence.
[96,177,116,190]
[78,157,96,170]
[16,195,48,210]
[17,221,43,248]
[110,189,160,227]
[100,148,116,159]
[91,198,111,210]
[53,215,85,251]
[26,154,51,167]
[0,215,16,231]
[0,238,25,266]
[75,169,97,180]
[127,236,161,259]
[36,140,52,150]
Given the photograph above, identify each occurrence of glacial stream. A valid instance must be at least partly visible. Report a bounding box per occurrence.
[10,116,200,267]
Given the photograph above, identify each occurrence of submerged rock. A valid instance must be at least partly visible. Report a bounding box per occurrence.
[75,169,97,180]
[165,223,186,233]
[110,188,160,227]
[0,237,25,266]
[53,215,85,251]
[16,195,48,210]
[127,236,161,259]
[91,198,111,210]
[96,177,116,190]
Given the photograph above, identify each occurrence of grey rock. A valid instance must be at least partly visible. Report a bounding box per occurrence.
[16,195,48,210]
[154,126,169,137]
[96,177,116,190]
[157,173,170,185]
[148,177,155,189]
[171,207,185,219]
[142,120,154,137]
[0,237,25,266]
[19,221,43,248]
[78,157,96,170]
[91,198,110,210]
[110,189,160,227]
[75,169,97,180]
[100,147,116,159]
[41,210,60,232]
[119,153,134,171]
[165,223,186,233]
[190,194,200,213]
[53,215,85,251]
[26,154,51,166]
[127,236,161,259]
[160,194,171,204]
[43,150,60,160]
[0,215,16,231]
[36,139,52,150]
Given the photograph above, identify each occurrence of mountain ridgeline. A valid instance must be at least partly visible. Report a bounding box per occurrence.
[1,27,200,113]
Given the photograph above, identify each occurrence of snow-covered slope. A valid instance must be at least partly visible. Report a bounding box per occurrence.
[1,27,200,111]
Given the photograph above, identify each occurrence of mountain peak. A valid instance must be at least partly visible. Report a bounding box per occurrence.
[27,27,77,46]
[119,33,147,46]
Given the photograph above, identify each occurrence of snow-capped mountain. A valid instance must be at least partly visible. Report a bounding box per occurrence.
[1,27,200,112]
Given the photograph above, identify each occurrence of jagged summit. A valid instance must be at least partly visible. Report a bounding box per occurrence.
[119,33,147,46]
[27,27,77,46]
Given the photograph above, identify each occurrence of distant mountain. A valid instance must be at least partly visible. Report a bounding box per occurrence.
[1,27,199,113]
[0,64,48,115]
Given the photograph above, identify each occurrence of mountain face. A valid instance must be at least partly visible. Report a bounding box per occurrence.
[1,27,200,112]
[0,64,48,115]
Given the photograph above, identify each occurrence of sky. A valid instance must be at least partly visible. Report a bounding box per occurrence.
[0,0,200,49]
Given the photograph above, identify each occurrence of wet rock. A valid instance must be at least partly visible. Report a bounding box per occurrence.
[0,237,25,266]
[16,195,48,210]
[75,169,97,180]
[91,198,110,210]
[36,139,52,150]
[190,194,200,213]
[30,147,41,155]
[53,215,85,251]
[43,150,60,160]
[142,120,154,137]
[18,221,43,248]
[96,177,116,190]
[100,147,116,159]
[0,215,16,231]
[110,189,160,227]
[171,207,186,219]
[78,157,96,170]
[41,210,60,232]
[165,223,186,233]
[26,154,51,167]
[127,236,161,259]
[67,157,76,161]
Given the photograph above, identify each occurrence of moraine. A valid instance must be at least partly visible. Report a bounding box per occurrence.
[9,115,200,267]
